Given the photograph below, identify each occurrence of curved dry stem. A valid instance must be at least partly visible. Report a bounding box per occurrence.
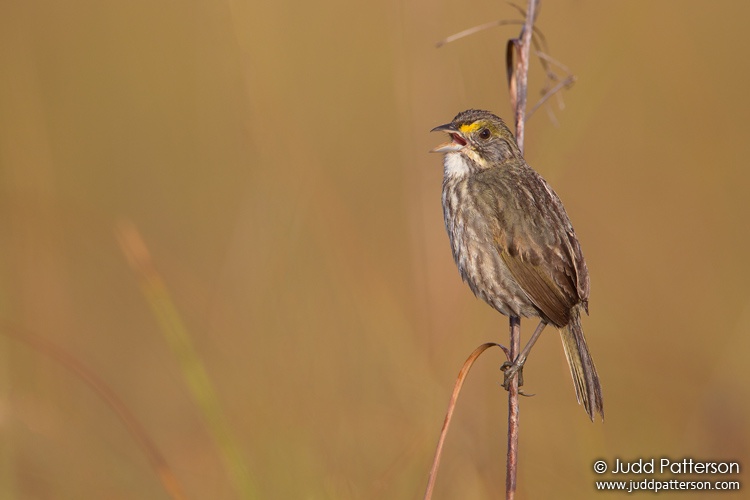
[424,342,509,500]
[436,19,548,51]
[436,20,523,48]
[0,322,188,500]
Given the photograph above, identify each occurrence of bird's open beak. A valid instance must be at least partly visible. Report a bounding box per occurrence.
[430,123,467,153]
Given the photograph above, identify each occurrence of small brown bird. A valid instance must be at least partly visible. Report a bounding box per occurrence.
[431,109,603,421]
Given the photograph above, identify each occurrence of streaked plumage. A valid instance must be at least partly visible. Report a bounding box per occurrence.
[432,109,603,420]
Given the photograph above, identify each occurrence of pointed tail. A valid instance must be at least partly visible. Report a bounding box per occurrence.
[560,308,604,421]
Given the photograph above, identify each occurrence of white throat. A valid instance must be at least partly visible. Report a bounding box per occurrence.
[443,152,472,180]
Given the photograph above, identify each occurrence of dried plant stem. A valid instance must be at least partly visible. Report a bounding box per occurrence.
[528,75,575,118]
[505,1,540,498]
[505,316,521,499]
[435,19,524,48]
[508,0,539,153]
[424,342,510,500]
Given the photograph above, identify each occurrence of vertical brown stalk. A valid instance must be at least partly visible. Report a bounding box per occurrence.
[505,1,540,498]
[505,316,521,499]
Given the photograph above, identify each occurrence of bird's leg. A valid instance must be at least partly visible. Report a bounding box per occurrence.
[502,320,548,390]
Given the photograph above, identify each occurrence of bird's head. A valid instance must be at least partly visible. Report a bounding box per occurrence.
[431,109,522,177]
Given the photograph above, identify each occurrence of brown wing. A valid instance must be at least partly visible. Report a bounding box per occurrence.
[483,166,589,327]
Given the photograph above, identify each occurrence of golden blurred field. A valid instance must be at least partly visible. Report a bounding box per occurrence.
[1,1,748,498]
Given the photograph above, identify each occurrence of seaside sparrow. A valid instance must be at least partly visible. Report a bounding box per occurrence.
[431,109,603,421]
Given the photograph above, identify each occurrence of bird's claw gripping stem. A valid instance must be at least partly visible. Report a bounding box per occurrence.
[501,360,524,390]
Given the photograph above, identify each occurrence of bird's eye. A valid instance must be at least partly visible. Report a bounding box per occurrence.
[479,128,491,140]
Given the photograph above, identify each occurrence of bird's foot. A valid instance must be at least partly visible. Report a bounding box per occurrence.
[501,360,524,390]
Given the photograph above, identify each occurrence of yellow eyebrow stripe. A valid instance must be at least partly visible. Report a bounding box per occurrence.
[459,122,483,134]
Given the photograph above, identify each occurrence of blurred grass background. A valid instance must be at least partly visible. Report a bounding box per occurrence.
[1,0,749,498]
